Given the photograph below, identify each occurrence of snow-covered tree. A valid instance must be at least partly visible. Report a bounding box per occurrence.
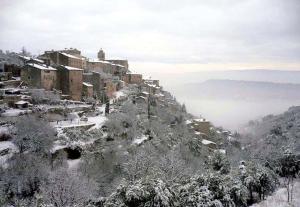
[40,168,95,207]
[210,151,231,174]
[277,149,300,202]
[99,178,177,207]
[13,115,55,154]
[0,154,50,201]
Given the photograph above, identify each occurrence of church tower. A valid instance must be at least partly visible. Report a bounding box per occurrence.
[97,48,105,60]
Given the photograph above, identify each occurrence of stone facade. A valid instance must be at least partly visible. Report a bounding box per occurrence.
[193,119,211,135]
[97,49,105,60]
[86,60,127,78]
[21,63,57,91]
[144,79,159,87]
[57,66,83,101]
[123,73,143,84]
[83,72,116,101]
[40,51,86,69]
[82,82,93,98]
[107,59,129,70]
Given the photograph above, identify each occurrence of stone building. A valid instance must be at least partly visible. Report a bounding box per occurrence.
[83,72,116,101]
[60,48,81,56]
[3,64,22,77]
[96,48,129,69]
[143,79,161,95]
[82,82,93,99]
[122,73,143,84]
[98,48,105,60]
[86,49,128,78]
[86,59,126,78]
[193,118,211,135]
[144,79,159,87]
[39,50,86,69]
[106,59,129,70]
[21,63,57,91]
[57,65,83,101]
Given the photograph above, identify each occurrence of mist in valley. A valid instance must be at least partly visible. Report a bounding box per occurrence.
[152,70,300,131]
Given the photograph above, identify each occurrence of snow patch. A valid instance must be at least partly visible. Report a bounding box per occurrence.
[132,135,148,145]
[201,139,216,145]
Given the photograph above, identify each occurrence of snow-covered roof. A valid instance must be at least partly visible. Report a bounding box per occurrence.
[63,66,83,71]
[88,59,125,68]
[194,118,209,122]
[33,58,44,63]
[156,93,164,97]
[19,55,44,63]
[147,84,157,88]
[83,82,93,87]
[201,139,216,145]
[126,71,142,75]
[27,63,56,71]
[60,52,84,60]
[88,59,111,64]
[185,120,192,125]
[18,55,31,60]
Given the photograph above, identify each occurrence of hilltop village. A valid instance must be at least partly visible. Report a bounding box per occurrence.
[0,48,191,125]
[0,48,250,207]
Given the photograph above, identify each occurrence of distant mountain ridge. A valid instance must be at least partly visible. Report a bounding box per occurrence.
[174,79,300,100]
[154,69,300,90]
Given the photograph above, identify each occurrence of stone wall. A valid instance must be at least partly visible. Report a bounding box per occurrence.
[123,74,143,84]
[41,70,57,91]
[107,59,129,69]
[21,65,57,91]
[57,66,83,101]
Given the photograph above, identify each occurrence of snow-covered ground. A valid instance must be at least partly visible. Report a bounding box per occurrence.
[114,90,126,99]
[87,105,107,130]
[51,106,107,155]
[1,108,32,117]
[50,120,95,129]
[251,180,300,207]
[50,106,107,131]
[0,141,18,167]
[67,159,81,171]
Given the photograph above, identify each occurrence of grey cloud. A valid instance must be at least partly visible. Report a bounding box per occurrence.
[0,0,299,67]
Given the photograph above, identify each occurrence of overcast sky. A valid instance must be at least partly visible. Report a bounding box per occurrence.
[0,0,299,74]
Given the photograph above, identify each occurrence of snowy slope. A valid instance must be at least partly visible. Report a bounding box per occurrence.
[251,180,300,207]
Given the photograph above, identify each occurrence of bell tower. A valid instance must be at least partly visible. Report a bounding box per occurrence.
[97,48,105,60]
